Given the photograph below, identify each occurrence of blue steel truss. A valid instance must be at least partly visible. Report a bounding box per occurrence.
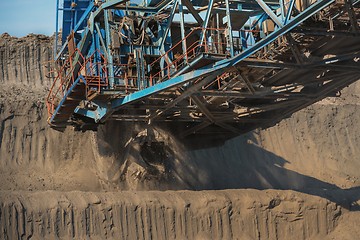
[47,0,360,137]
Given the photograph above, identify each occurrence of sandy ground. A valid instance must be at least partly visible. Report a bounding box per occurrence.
[1,34,360,239]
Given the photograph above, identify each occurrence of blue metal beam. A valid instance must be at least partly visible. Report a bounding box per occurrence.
[55,1,95,61]
[280,0,285,22]
[104,10,115,88]
[255,0,283,27]
[159,0,179,48]
[73,2,95,33]
[200,0,214,45]
[181,0,203,24]
[49,75,85,124]
[179,0,188,62]
[228,0,336,66]
[94,23,110,59]
[54,0,60,59]
[74,100,108,122]
[225,0,235,56]
[285,0,296,24]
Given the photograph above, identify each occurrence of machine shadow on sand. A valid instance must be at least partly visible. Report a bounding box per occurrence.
[95,122,360,211]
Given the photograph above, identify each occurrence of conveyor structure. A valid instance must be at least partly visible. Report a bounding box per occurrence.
[47,0,360,139]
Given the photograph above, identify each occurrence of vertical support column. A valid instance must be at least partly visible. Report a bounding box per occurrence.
[159,0,178,73]
[200,0,214,45]
[179,0,188,62]
[225,0,234,56]
[160,0,178,47]
[135,49,146,90]
[280,0,285,23]
[285,0,296,24]
[94,30,102,78]
[54,0,60,59]
[216,13,223,54]
[104,10,115,88]
[74,0,78,30]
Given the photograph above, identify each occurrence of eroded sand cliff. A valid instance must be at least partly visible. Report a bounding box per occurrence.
[1,33,360,239]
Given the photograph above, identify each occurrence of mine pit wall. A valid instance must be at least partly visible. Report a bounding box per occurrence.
[1,34,360,191]
[0,190,341,240]
[0,34,360,239]
[0,33,52,88]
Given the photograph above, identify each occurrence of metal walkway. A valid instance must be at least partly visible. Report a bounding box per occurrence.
[47,0,360,138]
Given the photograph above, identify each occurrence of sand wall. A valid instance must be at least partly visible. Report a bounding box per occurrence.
[0,190,342,240]
[0,33,52,88]
[1,34,360,239]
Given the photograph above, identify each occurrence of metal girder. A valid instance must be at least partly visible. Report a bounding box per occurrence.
[279,0,285,22]
[225,0,235,56]
[285,0,296,23]
[104,10,115,88]
[150,71,221,120]
[94,23,109,59]
[181,0,203,24]
[200,0,215,44]
[292,29,360,37]
[191,95,241,133]
[285,34,304,64]
[159,0,179,47]
[239,52,360,71]
[179,0,188,61]
[196,90,309,99]
[237,72,256,94]
[226,0,336,67]
[73,2,95,34]
[345,0,360,33]
[179,121,212,137]
[109,68,223,122]
[255,0,283,27]
[55,2,94,60]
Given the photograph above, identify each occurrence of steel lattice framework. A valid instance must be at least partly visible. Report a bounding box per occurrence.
[47,0,360,139]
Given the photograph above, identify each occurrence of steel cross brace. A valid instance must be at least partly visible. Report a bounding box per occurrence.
[191,95,242,134]
[255,0,284,27]
[150,71,222,120]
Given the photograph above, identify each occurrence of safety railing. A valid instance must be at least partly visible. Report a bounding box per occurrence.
[46,49,109,119]
[82,49,108,93]
[148,27,229,84]
[113,64,137,91]
[46,48,86,119]
[113,63,156,93]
